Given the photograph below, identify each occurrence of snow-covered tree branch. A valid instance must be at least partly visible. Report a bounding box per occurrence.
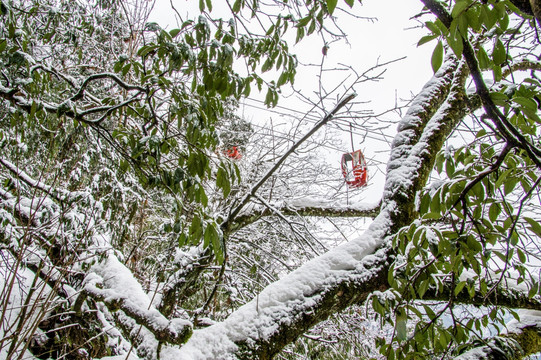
[2,0,541,359]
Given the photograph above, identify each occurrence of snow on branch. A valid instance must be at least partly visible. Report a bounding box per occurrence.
[0,159,195,353]
[158,247,212,317]
[382,55,465,210]
[170,229,392,359]
[455,310,541,360]
[0,158,81,203]
[0,73,145,125]
[78,254,193,346]
[228,197,380,232]
[69,73,147,102]
[423,276,541,312]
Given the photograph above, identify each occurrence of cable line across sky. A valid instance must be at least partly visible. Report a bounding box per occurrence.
[236,97,395,171]
[239,97,396,146]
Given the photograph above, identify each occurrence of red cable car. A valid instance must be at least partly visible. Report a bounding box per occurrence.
[341,149,368,188]
[225,146,242,160]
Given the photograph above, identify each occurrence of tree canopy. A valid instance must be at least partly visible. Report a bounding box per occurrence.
[1,0,541,359]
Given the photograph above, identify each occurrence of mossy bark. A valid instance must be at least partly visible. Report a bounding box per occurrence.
[457,322,541,359]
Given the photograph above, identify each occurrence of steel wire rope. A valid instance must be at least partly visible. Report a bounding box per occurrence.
[241,98,387,141]
[240,97,396,144]
[237,99,393,161]
[241,96,395,140]
[232,116,391,169]
[243,121,389,167]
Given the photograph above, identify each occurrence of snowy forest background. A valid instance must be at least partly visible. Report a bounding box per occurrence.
[1,0,541,359]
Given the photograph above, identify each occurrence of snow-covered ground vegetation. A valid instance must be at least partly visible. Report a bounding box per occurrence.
[1,0,541,359]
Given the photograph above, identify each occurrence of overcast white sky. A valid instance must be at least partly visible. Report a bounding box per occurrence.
[149,0,435,203]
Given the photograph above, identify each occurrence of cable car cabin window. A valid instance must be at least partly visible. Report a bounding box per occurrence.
[341,150,368,188]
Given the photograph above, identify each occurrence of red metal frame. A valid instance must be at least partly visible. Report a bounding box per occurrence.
[341,150,368,188]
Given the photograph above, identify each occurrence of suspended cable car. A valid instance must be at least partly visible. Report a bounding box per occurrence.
[225,146,242,160]
[341,149,368,188]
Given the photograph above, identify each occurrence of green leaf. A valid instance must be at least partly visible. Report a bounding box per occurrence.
[113,61,123,73]
[203,222,211,248]
[417,34,438,47]
[525,217,541,237]
[447,30,463,57]
[503,0,523,15]
[430,189,442,213]
[307,19,316,35]
[216,165,231,198]
[528,282,539,298]
[205,223,224,263]
[395,309,408,341]
[426,21,442,35]
[295,26,305,43]
[423,212,442,220]
[514,96,538,112]
[178,233,187,247]
[457,11,469,35]
[296,16,310,28]
[481,5,496,29]
[265,24,275,36]
[472,181,485,199]
[431,40,443,73]
[326,0,338,14]
[504,176,517,195]
[498,12,509,30]
[122,63,131,76]
[490,91,508,106]
[476,47,491,70]
[489,202,501,222]
[466,235,482,253]
[435,153,444,174]
[423,304,437,320]
[137,45,156,57]
[468,283,476,298]
[465,5,481,32]
[451,0,471,18]
[454,281,467,296]
[344,0,354,7]
[493,39,506,65]
[493,64,502,82]
[419,193,431,214]
[277,71,289,87]
[169,28,181,38]
[418,279,430,298]
[189,216,203,244]
[30,101,37,118]
[371,296,386,316]
[264,87,278,107]
[445,157,455,178]
[517,248,526,263]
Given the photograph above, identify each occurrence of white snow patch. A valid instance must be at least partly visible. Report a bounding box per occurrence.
[455,346,491,360]
[507,309,541,334]
[97,355,141,360]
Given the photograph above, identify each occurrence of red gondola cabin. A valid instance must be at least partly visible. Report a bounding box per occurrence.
[341,150,368,188]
